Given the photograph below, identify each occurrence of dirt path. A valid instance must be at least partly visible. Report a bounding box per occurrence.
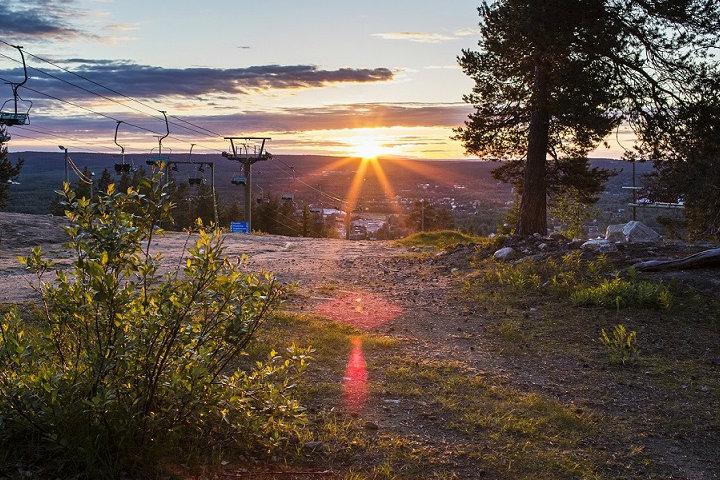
[1,215,717,479]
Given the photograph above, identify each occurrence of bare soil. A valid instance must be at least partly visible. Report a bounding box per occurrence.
[1,212,718,479]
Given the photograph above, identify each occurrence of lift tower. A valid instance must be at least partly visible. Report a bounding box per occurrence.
[222,137,272,231]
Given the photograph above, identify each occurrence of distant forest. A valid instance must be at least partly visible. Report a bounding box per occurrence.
[4,152,662,236]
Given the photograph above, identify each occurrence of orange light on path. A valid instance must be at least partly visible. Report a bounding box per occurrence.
[314,290,404,329]
[315,291,403,415]
[343,336,368,414]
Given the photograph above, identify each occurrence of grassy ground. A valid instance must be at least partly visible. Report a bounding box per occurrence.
[233,310,656,479]
[461,254,720,477]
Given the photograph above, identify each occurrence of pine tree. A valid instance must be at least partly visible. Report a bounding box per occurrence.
[0,128,23,209]
[97,168,114,195]
[649,85,720,239]
[456,0,720,235]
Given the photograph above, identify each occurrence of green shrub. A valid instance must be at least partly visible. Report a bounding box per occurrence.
[599,324,639,365]
[480,251,610,296]
[572,276,672,310]
[0,176,311,477]
[473,252,672,311]
[396,230,486,250]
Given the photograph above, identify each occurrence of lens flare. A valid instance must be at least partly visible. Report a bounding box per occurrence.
[343,336,368,414]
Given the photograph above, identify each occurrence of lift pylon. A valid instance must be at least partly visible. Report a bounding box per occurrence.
[222,137,272,231]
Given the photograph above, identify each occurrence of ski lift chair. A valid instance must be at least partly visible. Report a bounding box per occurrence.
[189,164,207,186]
[147,147,172,166]
[231,175,247,186]
[0,98,31,126]
[0,46,32,127]
[114,164,132,174]
[281,192,294,202]
[146,111,171,166]
[112,121,134,174]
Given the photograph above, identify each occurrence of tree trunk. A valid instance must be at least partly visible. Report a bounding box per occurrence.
[517,64,550,236]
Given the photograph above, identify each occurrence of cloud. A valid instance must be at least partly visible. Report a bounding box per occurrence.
[0,1,81,40]
[453,27,480,37]
[372,27,480,44]
[0,62,395,100]
[22,103,471,139]
[372,32,455,44]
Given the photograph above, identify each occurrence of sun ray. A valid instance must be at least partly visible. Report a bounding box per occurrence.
[383,156,463,186]
[368,159,403,215]
[344,157,371,215]
[294,156,357,185]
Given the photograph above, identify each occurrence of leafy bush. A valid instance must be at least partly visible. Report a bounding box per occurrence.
[572,275,672,310]
[0,176,311,477]
[599,324,639,365]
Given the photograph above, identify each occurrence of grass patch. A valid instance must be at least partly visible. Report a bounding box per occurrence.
[573,277,672,310]
[396,230,484,250]
[468,251,673,311]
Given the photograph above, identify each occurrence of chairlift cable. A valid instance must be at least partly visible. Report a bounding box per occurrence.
[0,74,223,154]
[5,131,114,155]
[270,161,345,204]
[16,125,117,152]
[0,41,227,139]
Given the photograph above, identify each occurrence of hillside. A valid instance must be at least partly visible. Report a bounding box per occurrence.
[5,152,651,215]
[1,212,718,478]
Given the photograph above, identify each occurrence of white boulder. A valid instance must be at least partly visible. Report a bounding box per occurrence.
[605,221,661,243]
[493,247,517,261]
[605,224,626,243]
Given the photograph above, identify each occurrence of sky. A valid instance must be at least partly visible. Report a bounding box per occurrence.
[0,0,631,158]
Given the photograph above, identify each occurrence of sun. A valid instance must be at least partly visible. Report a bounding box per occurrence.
[352,138,386,160]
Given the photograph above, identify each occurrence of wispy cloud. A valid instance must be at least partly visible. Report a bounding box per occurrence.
[453,27,480,37]
[371,32,455,44]
[372,27,480,44]
[24,103,471,138]
[0,62,395,99]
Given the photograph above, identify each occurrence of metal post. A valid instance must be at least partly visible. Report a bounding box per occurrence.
[211,162,219,225]
[631,160,637,221]
[318,184,324,236]
[59,146,69,184]
[345,208,351,240]
[244,161,252,230]
[421,199,426,232]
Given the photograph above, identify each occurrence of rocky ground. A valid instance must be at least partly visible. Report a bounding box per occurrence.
[1,212,719,479]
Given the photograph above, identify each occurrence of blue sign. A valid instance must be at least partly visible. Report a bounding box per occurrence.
[230,221,250,234]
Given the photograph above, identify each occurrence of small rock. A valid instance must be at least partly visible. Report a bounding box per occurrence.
[568,239,584,250]
[493,246,517,261]
[538,243,548,251]
[581,239,618,253]
[363,421,380,430]
[305,441,323,449]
